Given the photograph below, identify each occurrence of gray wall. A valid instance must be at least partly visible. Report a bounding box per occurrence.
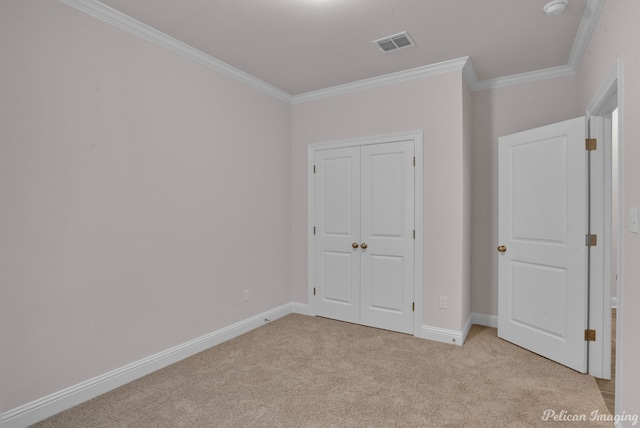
[0,0,293,411]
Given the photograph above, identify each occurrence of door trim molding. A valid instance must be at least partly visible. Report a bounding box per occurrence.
[586,60,621,393]
[307,130,423,336]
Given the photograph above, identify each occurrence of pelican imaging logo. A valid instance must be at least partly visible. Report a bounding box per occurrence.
[541,409,638,425]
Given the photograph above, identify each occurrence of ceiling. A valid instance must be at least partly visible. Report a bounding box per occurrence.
[94,0,594,96]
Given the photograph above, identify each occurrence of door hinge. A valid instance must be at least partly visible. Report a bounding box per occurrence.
[584,329,596,341]
[313,164,316,174]
[412,302,415,312]
[413,156,415,166]
[413,229,415,239]
[586,138,597,151]
[586,234,597,246]
[313,287,316,296]
[313,226,316,235]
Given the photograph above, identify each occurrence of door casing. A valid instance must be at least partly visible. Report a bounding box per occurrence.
[308,131,424,336]
[586,61,620,380]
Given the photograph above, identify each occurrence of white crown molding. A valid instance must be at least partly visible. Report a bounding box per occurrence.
[467,0,604,92]
[292,0,604,100]
[568,0,606,72]
[472,64,576,91]
[59,0,292,103]
[461,58,479,90]
[0,303,298,428]
[291,57,470,104]
[587,60,618,115]
[59,0,604,102]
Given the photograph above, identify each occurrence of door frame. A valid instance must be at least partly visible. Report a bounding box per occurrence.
[586,61,621,386]
[307,130,424,336]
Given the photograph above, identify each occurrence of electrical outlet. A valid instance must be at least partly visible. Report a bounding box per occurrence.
[439,296,447,309]
[243,289,250,302]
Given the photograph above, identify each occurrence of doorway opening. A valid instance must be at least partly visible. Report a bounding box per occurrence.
[594,106,619,414]
[587,61,620,413]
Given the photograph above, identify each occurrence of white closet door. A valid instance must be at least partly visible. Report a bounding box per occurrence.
[314,146,361,324]
[313,140,415,334]
[360,141,415,334]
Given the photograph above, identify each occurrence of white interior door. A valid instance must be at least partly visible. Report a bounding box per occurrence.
[498,117,588,373]
[360,141,415,334]
[314,146,361,324]
[314,140,415,334]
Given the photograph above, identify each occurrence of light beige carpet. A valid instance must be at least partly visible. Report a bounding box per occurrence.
[33,314,612,427]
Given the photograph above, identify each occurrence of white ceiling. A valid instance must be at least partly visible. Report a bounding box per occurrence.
[94,0,594,96]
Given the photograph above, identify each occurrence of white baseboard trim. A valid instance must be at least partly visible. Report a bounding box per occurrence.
[291,302,309,315]
[420,313,473,347]
[0,303,297,428]
[462,313,473,344]
[0,305,504,427]
[471,312,499,328]
[420,324,465,346]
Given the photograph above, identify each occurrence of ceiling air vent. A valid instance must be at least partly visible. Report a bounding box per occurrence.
[373,31,415,52]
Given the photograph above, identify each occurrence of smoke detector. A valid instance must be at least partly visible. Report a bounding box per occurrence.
[373,31,415,52]
[544,0,568,15]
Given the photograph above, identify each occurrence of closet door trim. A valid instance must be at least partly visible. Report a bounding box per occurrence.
[307,130,423,336]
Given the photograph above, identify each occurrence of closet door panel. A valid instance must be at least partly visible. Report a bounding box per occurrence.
[360,141,415,334]
[314,147,361,323]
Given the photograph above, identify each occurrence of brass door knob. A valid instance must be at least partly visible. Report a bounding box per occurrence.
[361,243,368,250]
[352,242,359,249]
[497,245,507,253]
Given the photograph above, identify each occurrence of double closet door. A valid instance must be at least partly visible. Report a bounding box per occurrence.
[313,140,415,334]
